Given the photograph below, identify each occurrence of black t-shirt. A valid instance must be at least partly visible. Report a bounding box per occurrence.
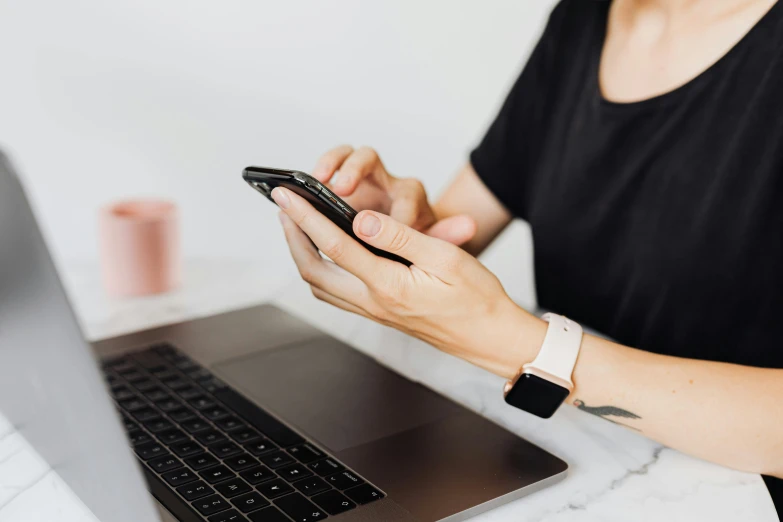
[470,0,783,513]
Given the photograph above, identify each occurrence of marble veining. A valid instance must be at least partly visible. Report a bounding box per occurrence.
[0,259,777,521]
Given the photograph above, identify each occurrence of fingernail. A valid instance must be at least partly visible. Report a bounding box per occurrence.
[271,187,290,209]
[359,213,381,237]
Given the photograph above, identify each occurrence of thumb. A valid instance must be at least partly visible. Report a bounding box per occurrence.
[353,210,460,273]
[425,215,477,246]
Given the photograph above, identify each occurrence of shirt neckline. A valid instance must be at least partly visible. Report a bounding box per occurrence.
[592,0,781,112]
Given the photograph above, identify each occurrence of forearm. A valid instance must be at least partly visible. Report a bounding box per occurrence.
[567,332,783,478]
[432,164,512,257]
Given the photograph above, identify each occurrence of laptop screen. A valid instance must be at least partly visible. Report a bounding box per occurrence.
[0,153,159,522]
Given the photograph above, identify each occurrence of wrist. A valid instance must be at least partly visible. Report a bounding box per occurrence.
[489,301,548,381]
[503,313,584,418]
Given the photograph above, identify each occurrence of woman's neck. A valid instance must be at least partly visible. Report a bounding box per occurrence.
[614,0,775,23]
[600,0,778,103]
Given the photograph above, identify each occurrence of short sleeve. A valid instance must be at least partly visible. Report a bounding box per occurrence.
[470,1,568,219]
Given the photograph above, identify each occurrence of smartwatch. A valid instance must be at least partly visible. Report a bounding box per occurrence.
[503,313,583,418]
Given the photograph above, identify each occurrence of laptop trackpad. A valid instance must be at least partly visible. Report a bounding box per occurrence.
[211,336,460,453]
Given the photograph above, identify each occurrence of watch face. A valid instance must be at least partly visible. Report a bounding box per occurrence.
[504,373,570,419]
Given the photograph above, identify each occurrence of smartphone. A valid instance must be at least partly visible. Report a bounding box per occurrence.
[243,166,411,266]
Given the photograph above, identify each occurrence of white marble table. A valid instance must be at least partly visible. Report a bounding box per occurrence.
[1,259,777,522]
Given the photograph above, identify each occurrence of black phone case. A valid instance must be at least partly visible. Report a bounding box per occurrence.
[243,166,411,266]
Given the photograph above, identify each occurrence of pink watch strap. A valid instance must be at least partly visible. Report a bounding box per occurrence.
[523,313,583,390]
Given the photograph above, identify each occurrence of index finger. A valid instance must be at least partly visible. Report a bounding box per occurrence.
[311,145,354,184]
[272,186,401,284]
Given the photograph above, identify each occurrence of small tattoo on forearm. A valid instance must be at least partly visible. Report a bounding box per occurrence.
[573,399,641,431]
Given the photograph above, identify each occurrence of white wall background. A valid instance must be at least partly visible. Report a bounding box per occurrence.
[0,0,556,308]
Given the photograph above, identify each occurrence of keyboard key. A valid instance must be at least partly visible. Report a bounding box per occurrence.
[325,471,363,490]
[239,466,275,485]
[105,372,118,385]
[130,349,169,369]
[230,428,260,444]
[155,398,182,412]
[247,507,290,522]
[145,365,168,375]
[287,444,324,464]
[182,419,211,434]
[128,430,153,446]
[200,464,235,484]
[121,415,138,432]
[106,358,135,372]
[178,387,205,400]
[232,492,270,513]
[157,428,188,445]
[144,418,174,433]
[215,416,245,431]
[209,509,248,522]
[144,388,170,402]
[113,361,139,374]
[187,368,213,382]
[202,378,228,394]
[152,369,179,382]
[131,408,160,423]
[256,479,293,499]
[345,483,383,505]
[185,453,219,471]
[119,398,148,412]
[294,477,329,496]
[192,494,231,516]
[189,396,217,410]
[225,454,259,472]
[135,380,159,393]
[162,467,199,487]
[111,386,135,401]
[170,440,203,458]
[244,439,277,456]
[214,389,304,447]
[177,479,214,501]
[135,441,167,460]
[167,351,190,361]
[196,430,228,445]
[152,344,177,357]
[165,378,192,392]
[215,477,253,498]
[168,408,197,423]
[260,452,294,469]
[312,490,356,515]
[274,493,327,522]
[158,371,186,389]
[148,455,182,474]
[124,371,147,384]
[210,441,243,459]
[203,406,231,421]
[175,359,200,372]
[308,459,343,477]
[277,463,313,483]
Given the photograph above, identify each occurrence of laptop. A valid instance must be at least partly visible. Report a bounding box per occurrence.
[0,151,567,522]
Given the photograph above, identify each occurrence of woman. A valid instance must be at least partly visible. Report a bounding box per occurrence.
[273,0,783,512]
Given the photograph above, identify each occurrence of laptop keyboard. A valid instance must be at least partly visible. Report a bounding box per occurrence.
[103,344,384,522]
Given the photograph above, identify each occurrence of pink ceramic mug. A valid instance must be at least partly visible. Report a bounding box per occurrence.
[99,199,180,297]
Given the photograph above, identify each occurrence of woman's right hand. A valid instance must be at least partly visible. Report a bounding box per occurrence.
[311,145,477,246]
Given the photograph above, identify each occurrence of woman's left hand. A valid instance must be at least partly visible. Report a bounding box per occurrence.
[272,187,545,379]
